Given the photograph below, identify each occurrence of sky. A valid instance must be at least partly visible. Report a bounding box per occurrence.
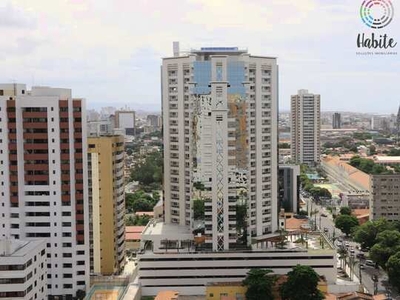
[0,0,399,113]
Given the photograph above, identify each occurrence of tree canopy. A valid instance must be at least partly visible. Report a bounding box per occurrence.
[309,187,332,199]
[279,143,290,149]
[334,215,359,236]
[130,151,163,187]
[126,214,151,226]
[349,156,392,175]
[340,206,352,216]
[242,269,276,300]
[370,230,400,269]
[388,148,400,156]
[353,218,396,249]
[280,265,324,300]
[126,190,159,213]
[387,252,400,291]
[193,199,205,220]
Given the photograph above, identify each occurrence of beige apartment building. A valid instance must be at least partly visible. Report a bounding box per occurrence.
[162,46,279,251]
[88,135,126,275]
[370,174,400,222]
[291,89,321,166]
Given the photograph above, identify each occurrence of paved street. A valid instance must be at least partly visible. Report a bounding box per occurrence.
[302,195,397,297]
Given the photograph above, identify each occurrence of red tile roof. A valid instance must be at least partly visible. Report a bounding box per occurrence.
[125,226,145,241]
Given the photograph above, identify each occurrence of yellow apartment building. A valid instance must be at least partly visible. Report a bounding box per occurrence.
[88,135,126,275]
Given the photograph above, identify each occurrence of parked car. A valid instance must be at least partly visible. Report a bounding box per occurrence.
[360,264,365,269]
[321,213,328,217]
[324,228,329,233]
[366,260,375,266]
[356,253,366,259]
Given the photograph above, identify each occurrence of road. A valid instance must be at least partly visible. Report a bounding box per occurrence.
[302,195,396,297]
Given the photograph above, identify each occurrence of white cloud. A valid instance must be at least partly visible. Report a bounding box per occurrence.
[0,0,398,113]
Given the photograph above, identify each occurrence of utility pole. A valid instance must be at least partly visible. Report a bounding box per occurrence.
[372,274,378,295]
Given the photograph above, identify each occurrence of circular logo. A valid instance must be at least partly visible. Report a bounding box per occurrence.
[360,0,394,29]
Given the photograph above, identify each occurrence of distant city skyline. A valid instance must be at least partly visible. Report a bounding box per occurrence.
[0,0,399,113]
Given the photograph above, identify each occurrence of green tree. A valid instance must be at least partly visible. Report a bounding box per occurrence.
[280,265,324,300]
[369,145,377,155]
[133,215,151,226]
[310,187,332,199]
[76,290,86,300]
[236,204,247,231]
[388,148,400,156]
[387,252,400,291]
[125,190,158,213]
[126,215,135,225]
[353,218,396,249]
[340,206,352,216]
[279,143,290,149]
[298,210,308,216]
[334,215,359,236]
[370,230,400,269]
[193,199,205,220]
[193,181,205,191]
[130,151,163,186]
[242,269,276,300]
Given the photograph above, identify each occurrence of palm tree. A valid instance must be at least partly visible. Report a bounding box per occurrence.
[338,247,348,270]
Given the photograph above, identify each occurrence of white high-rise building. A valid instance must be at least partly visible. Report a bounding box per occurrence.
[162,46,278,251]
[290,89,321,166]
[0,84,90,298]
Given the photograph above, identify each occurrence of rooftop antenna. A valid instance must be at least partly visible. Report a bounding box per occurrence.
[173,41,180,57]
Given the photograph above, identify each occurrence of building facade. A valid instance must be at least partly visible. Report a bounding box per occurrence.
[138,249,336,296]
[278,165,300,213]
[290,89,321,166]
[162,46,278,251]
[0,239,47,300]
[332,113,341,129]
[147,114,162,128]
[87,119,115,137]
[370,174,400,221]
[115,110,135,136]
[0,84,90,298]
[88,135,125,275]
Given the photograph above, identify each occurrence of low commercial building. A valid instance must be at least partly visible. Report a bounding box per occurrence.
[125,226,146,250]
[206,282,246,300]
[137,221,337,296]
[0,239,47,300]
[321,156,371,193]
[341,192,369,209]
[373,156,400,166]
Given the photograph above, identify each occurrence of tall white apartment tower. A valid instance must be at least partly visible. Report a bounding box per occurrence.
[0,84,90,298]
[162,46,278,251]
[290,89,321,166]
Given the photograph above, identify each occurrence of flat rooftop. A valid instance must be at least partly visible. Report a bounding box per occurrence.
[140,222,334,255]
[0,239,44,258]
[142,221,193,237]
[374,156,400,162]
